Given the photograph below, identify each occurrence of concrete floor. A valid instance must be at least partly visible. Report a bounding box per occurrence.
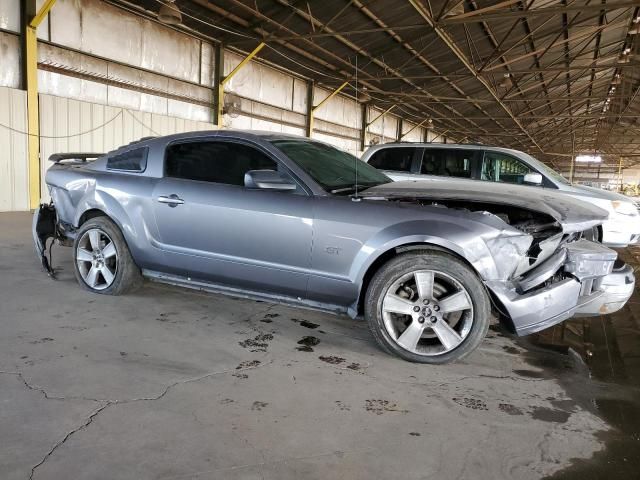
[1,211,638,480]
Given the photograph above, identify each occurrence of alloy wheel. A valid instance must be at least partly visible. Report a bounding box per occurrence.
[381,269,473,356]
[76,228,118,290]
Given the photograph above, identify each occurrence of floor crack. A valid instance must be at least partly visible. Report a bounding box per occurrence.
[8,360,271,479]
[28,401,111,480]
[0,370,106,403]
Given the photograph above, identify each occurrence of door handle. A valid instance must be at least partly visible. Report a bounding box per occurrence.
[157,194,184,207]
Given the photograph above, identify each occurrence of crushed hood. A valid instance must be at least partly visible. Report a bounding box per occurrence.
[361,179,608,234]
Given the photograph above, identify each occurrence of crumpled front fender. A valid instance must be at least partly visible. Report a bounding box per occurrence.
[352,215,531,286]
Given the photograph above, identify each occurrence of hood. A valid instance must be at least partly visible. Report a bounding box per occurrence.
[563,183,634,202]
[362,179,609,233]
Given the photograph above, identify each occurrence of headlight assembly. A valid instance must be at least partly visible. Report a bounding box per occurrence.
[611,200,638,216]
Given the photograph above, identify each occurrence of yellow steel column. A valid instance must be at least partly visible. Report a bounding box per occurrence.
[216,42,265,127]
[366,104,396,129]
[399,119,427,141]
[26,0,56,210]
[307,81,348,137]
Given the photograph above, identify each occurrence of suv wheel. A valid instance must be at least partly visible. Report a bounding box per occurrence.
[73,216,142,295]
[365,251,490,364]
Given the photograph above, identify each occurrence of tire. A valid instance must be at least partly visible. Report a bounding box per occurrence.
[364,250,490,364]
[73,216,143,295]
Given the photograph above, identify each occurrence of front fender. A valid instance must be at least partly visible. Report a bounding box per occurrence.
[350,219,507,286]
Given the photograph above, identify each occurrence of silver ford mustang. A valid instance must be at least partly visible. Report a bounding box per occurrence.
[33,130,635,363]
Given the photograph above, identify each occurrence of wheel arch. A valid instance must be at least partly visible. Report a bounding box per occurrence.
[78,208,108,226]
[73,191,137,244]
[354,241,482,317]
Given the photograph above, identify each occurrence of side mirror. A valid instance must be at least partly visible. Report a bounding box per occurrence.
[244,170,297,191]
[524,172,543,185]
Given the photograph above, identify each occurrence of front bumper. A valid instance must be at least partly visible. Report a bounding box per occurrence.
[574,262,635,316]
[486,240,635,336]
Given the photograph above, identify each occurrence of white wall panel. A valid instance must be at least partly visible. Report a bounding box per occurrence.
[226,113,304,137]
[50,0,200,83]
[312,132,360,157]
[0,0,20,32]
[224,51,295,112]
[401,122,425,142]
[292,79,308,114]
[0,32,21,88]
[35,0,50,40]
[313,86,360,129]
[367,107,398,142]
[38,94,214,201]
[0,87,28,211]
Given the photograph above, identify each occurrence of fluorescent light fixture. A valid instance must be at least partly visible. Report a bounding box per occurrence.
[576,154,602,163]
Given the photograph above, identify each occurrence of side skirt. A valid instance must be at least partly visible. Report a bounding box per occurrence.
[142,269,351,318]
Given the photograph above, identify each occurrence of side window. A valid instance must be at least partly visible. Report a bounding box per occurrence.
[107,147,148,171]
[481,151,533,184]
[367,148,414,172]
[421,149,474,178]
[165,141,277,186]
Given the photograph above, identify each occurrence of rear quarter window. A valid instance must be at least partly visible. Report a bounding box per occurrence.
[107,147,148,172]
[368,148,415,172]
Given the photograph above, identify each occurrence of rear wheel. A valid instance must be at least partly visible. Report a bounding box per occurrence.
[73,216,142,295]
[365,251,490,364]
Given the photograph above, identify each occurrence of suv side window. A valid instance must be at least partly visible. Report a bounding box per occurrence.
[368,148,415,172]
[481,151,533,184]
[165,141,277,186]
[421,149,475,178]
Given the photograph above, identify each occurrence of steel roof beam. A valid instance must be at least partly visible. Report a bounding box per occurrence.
[440,1,640,24]
[409,0,549,153]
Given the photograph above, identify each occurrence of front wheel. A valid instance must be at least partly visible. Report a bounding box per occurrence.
[364,251,490,364]
[73,216,142,295]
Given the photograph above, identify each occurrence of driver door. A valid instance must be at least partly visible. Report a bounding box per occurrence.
[151,139,313,299]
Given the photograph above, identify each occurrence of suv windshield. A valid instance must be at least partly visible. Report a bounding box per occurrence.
[528,155,571,185]
[269,139,391,193]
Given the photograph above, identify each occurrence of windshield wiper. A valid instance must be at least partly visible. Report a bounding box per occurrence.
[329,182,384,194]
[330,185,359,194]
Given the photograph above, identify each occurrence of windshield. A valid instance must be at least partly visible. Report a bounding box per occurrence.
[269,139,391,193]
[523,153,571,185]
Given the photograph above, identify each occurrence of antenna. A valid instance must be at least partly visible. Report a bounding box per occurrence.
[354,54,360,200]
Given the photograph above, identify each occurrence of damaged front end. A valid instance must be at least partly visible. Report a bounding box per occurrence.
[376,191,635,336]
[487,239,634,335]
[434,200,635,336]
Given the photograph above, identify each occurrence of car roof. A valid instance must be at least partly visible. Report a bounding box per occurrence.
[105,129,314,157]
[365,142,526,157]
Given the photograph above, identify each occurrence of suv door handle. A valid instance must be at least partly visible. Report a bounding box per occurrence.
[157,194,184,207]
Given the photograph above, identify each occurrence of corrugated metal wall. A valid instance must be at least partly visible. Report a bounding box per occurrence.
[38,94,214,201]
[0,87,29,212]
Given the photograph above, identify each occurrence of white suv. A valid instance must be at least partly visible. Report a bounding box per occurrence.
[362,143,640,247]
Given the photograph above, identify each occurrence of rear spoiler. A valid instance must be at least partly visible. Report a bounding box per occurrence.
[49,153,104,164]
